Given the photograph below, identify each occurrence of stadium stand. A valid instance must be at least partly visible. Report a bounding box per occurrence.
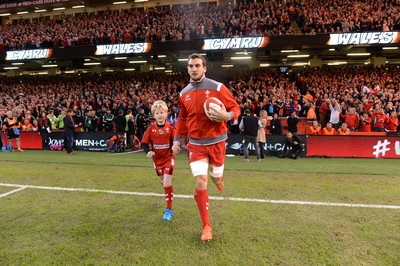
[0,65,399,134]
[0,1,399,138]
[1,0,400,50]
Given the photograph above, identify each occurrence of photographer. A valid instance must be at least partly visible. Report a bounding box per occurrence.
[135,108,148,141]
[282,132,303,159]
[287,111,299,134]
[239,109,262,162]
[270,113,282,135]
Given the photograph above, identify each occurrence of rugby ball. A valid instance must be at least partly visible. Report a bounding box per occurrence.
[204,97,224,121]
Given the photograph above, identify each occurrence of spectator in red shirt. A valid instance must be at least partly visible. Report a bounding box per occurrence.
[360,113,372,132]
[385,111,399,133]
[318,99,330,128]
[340,107,359,131]
[372,108,387,132]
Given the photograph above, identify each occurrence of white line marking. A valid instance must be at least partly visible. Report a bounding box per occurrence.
[111,149,144,155]
[0,182,399,210]
[0,186,27,198]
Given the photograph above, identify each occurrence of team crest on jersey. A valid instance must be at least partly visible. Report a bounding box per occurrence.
[165,127,170,133]
[185,94,191,101]
[205,90,211,98]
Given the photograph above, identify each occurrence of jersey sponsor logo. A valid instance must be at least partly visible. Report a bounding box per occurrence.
[202,37,269,50]
[95,43,151,55]
[153,144,170,149]
[158,129,164,134]
[327,32,399,45]
[6,49,52,60]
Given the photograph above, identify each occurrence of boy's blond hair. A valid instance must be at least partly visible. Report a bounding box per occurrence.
[151,100,168,116]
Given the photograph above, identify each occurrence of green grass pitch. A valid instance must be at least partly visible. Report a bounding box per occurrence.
[0,150,399,265]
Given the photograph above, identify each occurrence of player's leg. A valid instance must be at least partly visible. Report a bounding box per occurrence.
[210,164,224,191]
[194,173,212,242]
[209,141,226,191]
[190,158,212,241]
[188,143,213,241]
[156,164,174,221]
[191,159,210,221]
[162,171,174,221]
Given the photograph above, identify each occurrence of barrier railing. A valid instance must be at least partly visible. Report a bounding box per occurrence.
[2,131,399,159]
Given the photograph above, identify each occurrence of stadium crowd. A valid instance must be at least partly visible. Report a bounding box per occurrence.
[1,0,400,51]
[294,0,400,34]
[1,65,399,137]
[0,2,293,51]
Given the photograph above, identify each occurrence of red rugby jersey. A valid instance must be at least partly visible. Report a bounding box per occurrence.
[142,121,175,165]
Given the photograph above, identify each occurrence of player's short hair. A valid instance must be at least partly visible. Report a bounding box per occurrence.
[151,100,168,116]
[188,53,206,67]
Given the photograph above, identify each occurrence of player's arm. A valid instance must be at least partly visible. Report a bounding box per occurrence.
[141,128,155,158]
[142,142,150,153]
[173,98,188,154]
[220,85,241,122]
[207,104,230,123]
[169,127,177,155]
[207,85,240,123]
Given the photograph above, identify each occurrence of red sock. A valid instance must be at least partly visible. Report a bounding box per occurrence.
[164,186,173,210]
[194,189,210,227]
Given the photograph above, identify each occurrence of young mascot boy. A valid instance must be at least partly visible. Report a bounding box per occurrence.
[141,100,176,221]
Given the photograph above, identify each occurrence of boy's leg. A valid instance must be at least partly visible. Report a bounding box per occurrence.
[163,174,174,210]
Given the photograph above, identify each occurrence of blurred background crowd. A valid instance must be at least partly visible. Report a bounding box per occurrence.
[1,64,399,136]
[1,0,400,50]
